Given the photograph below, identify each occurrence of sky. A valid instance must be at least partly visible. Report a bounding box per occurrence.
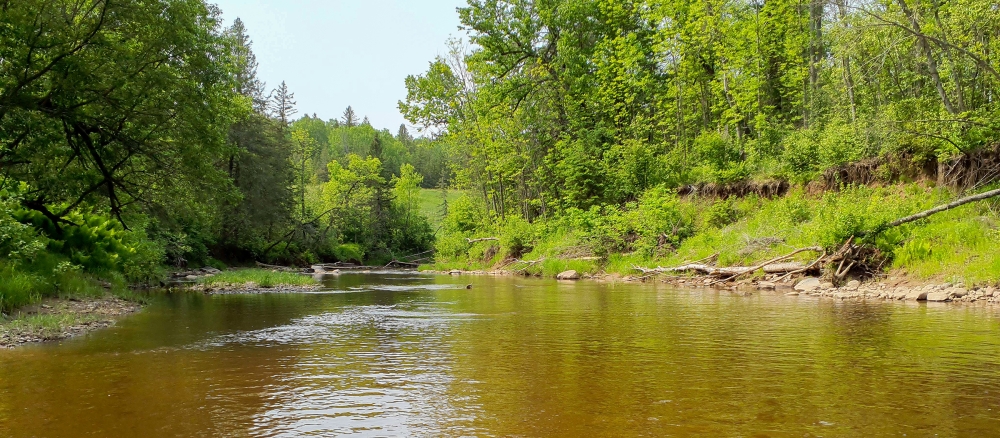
[211,0,467,132]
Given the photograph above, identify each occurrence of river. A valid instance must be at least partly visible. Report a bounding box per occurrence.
[1,272,999,437]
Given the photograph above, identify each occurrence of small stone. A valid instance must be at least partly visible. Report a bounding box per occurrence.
[795,277,822,292]
[845,280,861,291]
[927,292,951,302]
[758,281,776,290]
[557,270,581,280]
[185,275,199,280]
[820,282,836,290]
[449,270,462,276]
[785,292,800,297]
[952,288,969,298]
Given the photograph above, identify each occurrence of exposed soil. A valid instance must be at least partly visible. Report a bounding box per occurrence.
[678,145,1000,200]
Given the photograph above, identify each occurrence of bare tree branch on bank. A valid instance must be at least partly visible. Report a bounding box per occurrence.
[637,189,1000,283]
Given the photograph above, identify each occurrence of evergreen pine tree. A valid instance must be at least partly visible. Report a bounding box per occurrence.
[342,106,358,127]
[270,81,297,126]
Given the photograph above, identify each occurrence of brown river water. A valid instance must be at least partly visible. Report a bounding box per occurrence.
[2,273,1000,437]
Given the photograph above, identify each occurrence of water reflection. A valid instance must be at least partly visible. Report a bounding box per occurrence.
[2,273,1000,437]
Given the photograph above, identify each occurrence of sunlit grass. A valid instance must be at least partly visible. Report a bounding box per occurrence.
[197,269,318,288]
[417,188,464,232]
[428,184,1000,285]
[0,313,103,339]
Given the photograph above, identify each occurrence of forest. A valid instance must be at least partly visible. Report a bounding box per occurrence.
[2,0,1000,313]
[0,0,445,312]
[402,0,1000,281]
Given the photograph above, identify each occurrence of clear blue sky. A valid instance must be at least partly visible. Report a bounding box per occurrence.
[211,0,467,132]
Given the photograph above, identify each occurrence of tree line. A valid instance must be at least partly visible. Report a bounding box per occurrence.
[0,0,438,296]
[401,0,1000,222]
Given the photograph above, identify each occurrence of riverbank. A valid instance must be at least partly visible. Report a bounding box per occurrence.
[0,296,143,349]
[182,268,323,295]
[428,183,1000,290]
[423,268,1000,305]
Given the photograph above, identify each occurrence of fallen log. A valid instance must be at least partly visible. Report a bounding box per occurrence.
[384,260,420,269]
[860,188,1000,236]
[775,251,827,283]
[762,262,808,273]
[634,247,824,282]
[633,262,808,277]
[467,237,500,244]
[710,246,825,285]
[255,262,300,272]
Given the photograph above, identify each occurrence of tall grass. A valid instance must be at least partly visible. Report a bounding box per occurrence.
[198,269,318,288]
[427,184,1000,285]
[0,268,42,314]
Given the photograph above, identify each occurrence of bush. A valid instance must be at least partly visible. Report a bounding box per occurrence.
[781,130,819,178]
[333,243,365,264]
[499,215,535,258]
[0,266,42,314]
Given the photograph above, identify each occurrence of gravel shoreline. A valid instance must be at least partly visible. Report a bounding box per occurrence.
[425,269,1000,304]
[187,283,323,295]
[0,297,143,349]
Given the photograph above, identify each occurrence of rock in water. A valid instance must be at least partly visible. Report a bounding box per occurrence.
[795,278,822,292]
[905,290,929,301]
[927,292,951,302]
[557,270,581,280]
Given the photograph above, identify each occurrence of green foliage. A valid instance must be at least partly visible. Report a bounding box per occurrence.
[498,216,535,258]
[432,182,1000,284]
[0,189,45,264]
[401,0,1000,225]
[0,266,43,314]
[705,198,744,229]
[198,269,318,288]
[333,244,365,264]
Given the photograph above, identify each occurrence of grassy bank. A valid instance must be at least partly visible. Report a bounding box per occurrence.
[0,261,140,316]
[425,183,1000,286]
[196,269,319,289]
[0,295,145,348]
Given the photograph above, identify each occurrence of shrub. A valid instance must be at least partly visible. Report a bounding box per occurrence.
[499,215,535,258]
[333,243,365,264]
[0,266,42,314]
[781,130,819,178]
